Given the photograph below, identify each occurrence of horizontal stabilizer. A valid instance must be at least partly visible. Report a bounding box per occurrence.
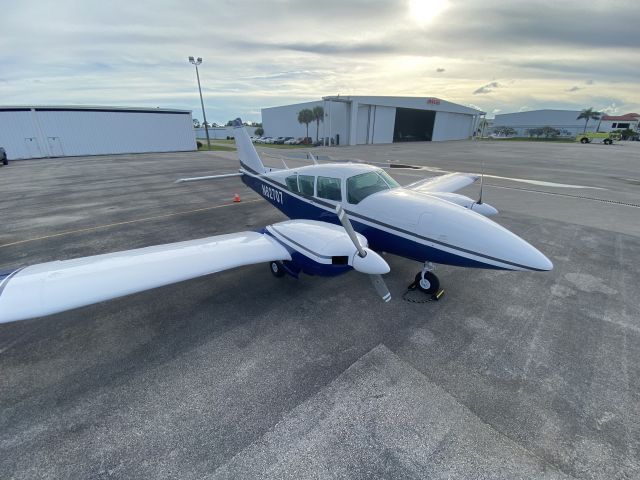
[175,173,243,183]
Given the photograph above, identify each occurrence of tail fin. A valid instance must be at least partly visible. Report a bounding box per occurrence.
[232,118,266,174]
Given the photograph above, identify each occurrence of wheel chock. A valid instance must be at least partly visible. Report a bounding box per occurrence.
[432,289,445,301]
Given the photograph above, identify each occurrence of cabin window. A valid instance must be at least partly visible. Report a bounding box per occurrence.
[317,176,342,201]
[285,175,299,193]
[347,170,399,204]
[298,175,315,196]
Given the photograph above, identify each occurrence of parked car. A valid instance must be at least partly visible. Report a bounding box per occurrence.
[284,137,299,145]
[0,146,7,165]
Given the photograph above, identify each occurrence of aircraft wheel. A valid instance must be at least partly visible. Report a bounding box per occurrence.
[414,271,440,294]
[604,139,612,145]
[580,138,589,144]
[270,261,286,277]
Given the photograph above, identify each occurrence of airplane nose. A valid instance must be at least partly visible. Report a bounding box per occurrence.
[528,248,553,271]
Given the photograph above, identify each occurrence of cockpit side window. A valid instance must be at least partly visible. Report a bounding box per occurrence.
[347,171,396,204]
[317,176,342,201]
[298,175,315,196]
[285,174,299,193]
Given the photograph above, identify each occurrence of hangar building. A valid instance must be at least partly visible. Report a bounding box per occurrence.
[262,96,484,145]
[493,110,598,137]
[0,106,196,160]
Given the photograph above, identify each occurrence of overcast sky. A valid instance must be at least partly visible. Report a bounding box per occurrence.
[2,0,639,122]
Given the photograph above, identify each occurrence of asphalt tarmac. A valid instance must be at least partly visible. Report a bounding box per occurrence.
[1,140,639,479]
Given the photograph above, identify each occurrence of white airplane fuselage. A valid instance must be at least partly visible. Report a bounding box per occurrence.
[239,162,552,272]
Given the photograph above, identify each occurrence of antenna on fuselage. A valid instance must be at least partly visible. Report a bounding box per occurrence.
[478,158,485,205]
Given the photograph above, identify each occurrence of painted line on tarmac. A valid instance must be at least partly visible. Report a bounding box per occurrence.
[0,199,263,249]
[486,184,640,208]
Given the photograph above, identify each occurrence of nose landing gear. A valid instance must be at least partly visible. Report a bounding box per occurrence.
[403,262,445,302]
[414,262,440,294]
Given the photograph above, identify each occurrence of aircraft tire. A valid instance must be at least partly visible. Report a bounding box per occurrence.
[414,271,439,295]
[270,261,286,277]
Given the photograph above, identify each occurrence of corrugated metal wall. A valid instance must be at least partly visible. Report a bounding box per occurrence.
[0,108,196,160]
[432,112,474,141]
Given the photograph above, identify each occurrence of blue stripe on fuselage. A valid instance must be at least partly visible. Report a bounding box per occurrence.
[241,172,506,270]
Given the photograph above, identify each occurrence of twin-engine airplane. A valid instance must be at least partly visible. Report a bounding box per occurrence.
[0,119,552,324]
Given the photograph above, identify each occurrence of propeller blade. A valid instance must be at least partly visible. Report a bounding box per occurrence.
[369,274,391,302]
[335,205,367,258]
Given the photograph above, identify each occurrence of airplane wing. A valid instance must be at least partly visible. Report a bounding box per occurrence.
[404,173,479,194]
[0,232,290,324]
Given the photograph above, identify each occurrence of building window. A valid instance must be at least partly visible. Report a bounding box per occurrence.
[317,176,342,201]
[617,123,630,129]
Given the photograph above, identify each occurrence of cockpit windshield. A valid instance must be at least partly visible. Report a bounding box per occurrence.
[346,170,400,204]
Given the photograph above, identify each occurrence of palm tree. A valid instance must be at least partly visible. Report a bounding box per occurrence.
[577,108,601,133]
[312,106,324,142]
[297,109,314,142]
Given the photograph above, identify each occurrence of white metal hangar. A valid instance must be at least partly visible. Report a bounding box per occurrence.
[261,96,484,145]
[0,106,196,160]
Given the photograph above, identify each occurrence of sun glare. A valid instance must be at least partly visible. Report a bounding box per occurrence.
[409,0,449,25]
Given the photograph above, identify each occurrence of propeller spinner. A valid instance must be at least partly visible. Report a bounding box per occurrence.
[336,205,392,302]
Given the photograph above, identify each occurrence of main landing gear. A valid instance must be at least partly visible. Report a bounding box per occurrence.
[269,261,286,277]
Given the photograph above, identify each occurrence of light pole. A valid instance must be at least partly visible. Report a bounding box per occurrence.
[188,56,211,150]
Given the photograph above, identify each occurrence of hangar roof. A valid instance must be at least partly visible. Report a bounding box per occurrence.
[0,105,191,114]
[322,95,484,116]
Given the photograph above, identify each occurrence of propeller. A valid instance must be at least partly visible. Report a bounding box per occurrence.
[335,205,391,302]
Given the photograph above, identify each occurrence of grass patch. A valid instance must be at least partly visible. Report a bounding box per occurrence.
[258,143,309,149]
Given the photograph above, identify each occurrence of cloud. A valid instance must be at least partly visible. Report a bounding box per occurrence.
[473,82,502,95]
[1,0,639,122]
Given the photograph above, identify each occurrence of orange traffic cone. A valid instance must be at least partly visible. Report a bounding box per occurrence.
[233,193,241,203]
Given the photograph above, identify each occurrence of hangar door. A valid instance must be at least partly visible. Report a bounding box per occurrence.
[393,108,435,142]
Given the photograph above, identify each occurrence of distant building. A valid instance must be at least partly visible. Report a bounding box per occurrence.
[0,105,196,160]
[493,110,594,137]
[598,113,640,133]
[262,96,484,145]
[493,110,640,137]
[193,125,259,139]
